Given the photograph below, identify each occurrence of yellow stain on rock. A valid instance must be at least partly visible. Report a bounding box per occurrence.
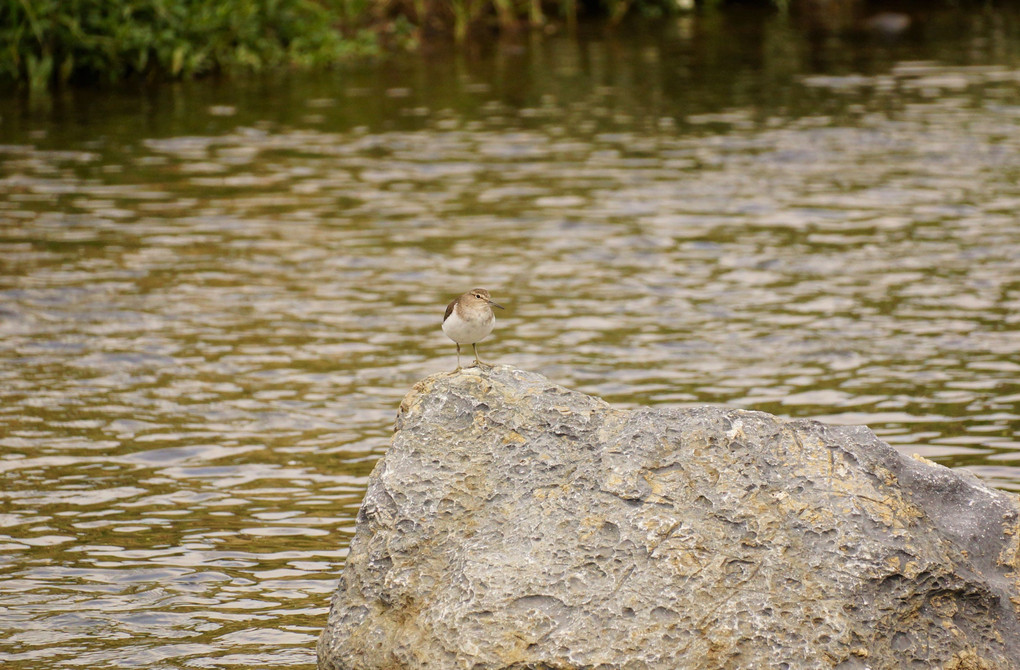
[999,513,1020,614]
[942,647,996,670]
[501,430,527,446]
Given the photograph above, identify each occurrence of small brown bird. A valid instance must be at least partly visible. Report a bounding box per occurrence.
[442,288,504,369]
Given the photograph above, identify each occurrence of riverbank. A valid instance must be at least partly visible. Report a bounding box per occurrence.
[0,0,987,90]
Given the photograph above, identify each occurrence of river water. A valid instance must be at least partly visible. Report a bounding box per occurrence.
[2,5,1020,668]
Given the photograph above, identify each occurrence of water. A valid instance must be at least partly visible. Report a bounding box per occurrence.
[2,6,1020,668]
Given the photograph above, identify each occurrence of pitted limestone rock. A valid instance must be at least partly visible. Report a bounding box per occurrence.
[318,365,1020,669]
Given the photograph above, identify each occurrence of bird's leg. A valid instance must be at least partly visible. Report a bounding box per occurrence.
[455,343,462,370]
[472,343,483,367]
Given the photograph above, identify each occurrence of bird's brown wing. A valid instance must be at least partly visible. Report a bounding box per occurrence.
[443,298,456,323]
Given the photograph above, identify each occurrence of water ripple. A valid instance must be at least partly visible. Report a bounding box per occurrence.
[3,15,1020,668]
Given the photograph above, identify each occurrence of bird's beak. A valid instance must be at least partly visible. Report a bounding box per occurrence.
[489,300,505,310]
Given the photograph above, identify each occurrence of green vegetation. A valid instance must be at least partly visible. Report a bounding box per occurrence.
[0,0,377,89]
[1,0,779,88]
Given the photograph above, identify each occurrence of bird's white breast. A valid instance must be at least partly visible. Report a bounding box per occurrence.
[442,309,495,344]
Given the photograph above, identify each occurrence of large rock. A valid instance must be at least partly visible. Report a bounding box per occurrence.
[318,365,1020,669]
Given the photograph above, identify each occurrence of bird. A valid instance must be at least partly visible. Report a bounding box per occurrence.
[442,288,504,370]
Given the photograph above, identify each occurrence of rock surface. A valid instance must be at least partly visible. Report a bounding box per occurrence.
[318,365,1020,670]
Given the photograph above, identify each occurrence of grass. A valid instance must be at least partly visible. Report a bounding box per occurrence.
[1,0,377,89]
